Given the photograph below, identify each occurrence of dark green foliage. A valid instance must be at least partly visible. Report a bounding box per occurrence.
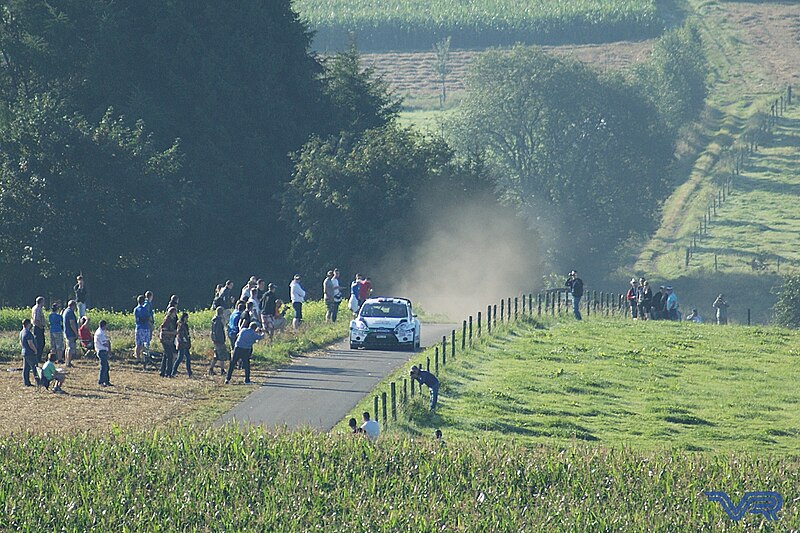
[772,274,800,328]
[284,124,481,277]
[0,94,190,304]
[631,23,709,133]
[450,46,673,268]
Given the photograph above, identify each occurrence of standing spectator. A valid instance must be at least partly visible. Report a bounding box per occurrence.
[360,411,379,441]
[638,280,652,321]
[626,279,639,319]
[247,291,262,327]
[218,280,235,322]
[358,276,372,308]
[228,302,246,353]
[349,274,363,316]
[657,286,668,319]
[209,306,228,375]
[665,287,679,321]
[40,352,66,392]
[144,291,155,342]
[240,277,257,302]
[225,322,265,385]
[20,319,39,387]
[62,300,79,368]
[255,279,266,301]
[134,295,151,362]
[713,294,729,325]
[168,294,180,311]
[564,270,583,321]
[323,270,337,323]
[171,312,192,378]
[290,274,306,330]
[331,268,343,322]
[651,286,664,320]
[48,303,64,362]
[94,319,112,387]
[410,365,440,410]
[31,296,46,359]
[260,284,278,338]
[211,284,224,310]
[74,275,87,318]
[159,307,178,378]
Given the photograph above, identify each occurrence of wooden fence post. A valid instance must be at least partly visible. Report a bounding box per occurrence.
[538,293,542,316]
[748,308,751,326]
[374,396,379,421]
[529,294,533,317]
[426,356,430,373]
[514,297,518,321]
[391,382,397,421]
[557,291,562,315]
[404,378,408,402]
[451,330,456,361]
[442,336,447,366]
[435,347,439,375]
[494,304,498,326]
[476,312,481,338]
[487,306,491,335]
[462,320,466,351]
[381,392,387,425]
[469,315,473,345]
[508,298,512,321]
[500,299,504,322]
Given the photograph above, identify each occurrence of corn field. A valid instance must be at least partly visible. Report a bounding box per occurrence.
[295,0,661,51]
[1,427,797,530]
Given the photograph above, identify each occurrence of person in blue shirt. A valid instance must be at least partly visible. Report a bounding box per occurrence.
[410,365,440,410]
[48,303,64,362]
[227,302,246,353]
[133,294,151,363]
[225,322,264,385]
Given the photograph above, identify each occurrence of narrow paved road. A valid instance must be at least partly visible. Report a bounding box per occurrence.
[218,323,457,431]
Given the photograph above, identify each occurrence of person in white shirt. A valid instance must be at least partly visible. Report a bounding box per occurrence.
[94,320,112,387]
[331,268,342,322]
[360,411,379,441]
[289,274,306,330]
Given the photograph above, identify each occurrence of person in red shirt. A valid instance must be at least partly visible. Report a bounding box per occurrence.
[358,277,372,307]
[77,316,94,352]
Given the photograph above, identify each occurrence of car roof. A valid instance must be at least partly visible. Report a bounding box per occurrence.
[363,297,412,306]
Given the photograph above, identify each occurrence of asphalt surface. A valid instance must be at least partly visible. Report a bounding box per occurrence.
[218,323,457,431]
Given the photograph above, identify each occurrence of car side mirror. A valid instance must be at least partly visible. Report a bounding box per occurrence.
[412,314,417,318]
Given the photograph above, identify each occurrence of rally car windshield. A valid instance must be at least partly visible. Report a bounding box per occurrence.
[360,303,408,319]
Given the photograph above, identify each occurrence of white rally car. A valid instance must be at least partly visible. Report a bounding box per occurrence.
[350,297,420,351]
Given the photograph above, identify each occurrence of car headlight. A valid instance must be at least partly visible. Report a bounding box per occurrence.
[395,323,415,333]
[352,321,369,331]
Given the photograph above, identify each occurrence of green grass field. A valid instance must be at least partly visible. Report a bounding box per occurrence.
[295,0,661,51]
[362,317,800,453]
[2,427,798,530]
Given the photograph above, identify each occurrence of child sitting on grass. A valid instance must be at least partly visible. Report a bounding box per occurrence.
[39,352,66,392]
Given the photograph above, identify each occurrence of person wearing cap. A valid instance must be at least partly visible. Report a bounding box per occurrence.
[564,270,583,321]
[712,294,729,325]
[290,275,306,330]
[410,365,440,410]
[626,279,639,319]
[665,287,679,320]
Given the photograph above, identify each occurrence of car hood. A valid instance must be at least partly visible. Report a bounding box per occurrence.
[360,317,405,328]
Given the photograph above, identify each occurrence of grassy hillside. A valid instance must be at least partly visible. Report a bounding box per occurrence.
[629,0,800,324]
[378,318,800,453]
[295,0,661,51]
[3,427,798,530]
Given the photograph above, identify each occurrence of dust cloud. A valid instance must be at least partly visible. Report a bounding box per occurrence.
[378,200,546,321]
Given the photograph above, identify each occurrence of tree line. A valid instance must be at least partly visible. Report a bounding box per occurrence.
[0,0,708,307]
